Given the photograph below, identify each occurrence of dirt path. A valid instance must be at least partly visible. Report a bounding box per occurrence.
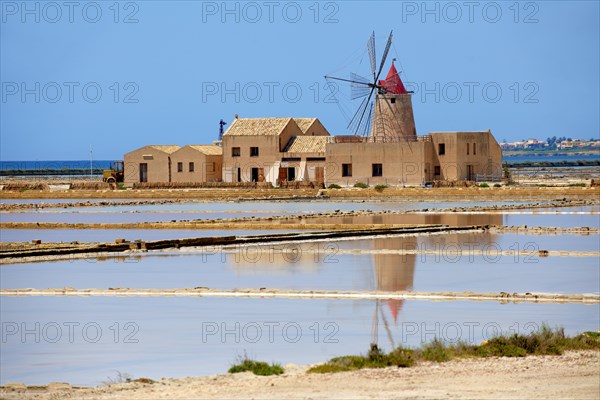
[2,350,598,399]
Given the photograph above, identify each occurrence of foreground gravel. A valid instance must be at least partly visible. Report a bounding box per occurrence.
[2,350,598,400]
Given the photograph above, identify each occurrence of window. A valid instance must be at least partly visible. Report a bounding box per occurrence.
[189,162,194,172]
[372,163,383,177]
[206,162,215,173]
[342,163,352,177]
[438,143,445,155]
[467,143,470,155]
[473,143,477,155]
[177,162,183,172]
[250,147,259,157]
[434,166,441,176]
[232,147,240,157]
[390,97,396,104]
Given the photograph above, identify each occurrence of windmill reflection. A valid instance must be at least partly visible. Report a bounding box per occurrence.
[370,228,501,348]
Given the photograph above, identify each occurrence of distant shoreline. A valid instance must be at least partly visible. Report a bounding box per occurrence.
[503,150,600,157]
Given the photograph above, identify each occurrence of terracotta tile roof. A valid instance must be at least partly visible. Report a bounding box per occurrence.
[283,136,334,153]
[186,145,223,155]
[293,118,317,133]
[223,118,292,136]
[149,145,181,154]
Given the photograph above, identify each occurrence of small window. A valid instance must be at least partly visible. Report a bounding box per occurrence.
[473,143,477,155]
[372,163,383,177]
[232,147,240,157]
[206,162,215,173]
[390,97,396,104]
[189,162,194,172]
[467,143,470,155]
[438,143,445,155]
[250,147,259,157]
[177,162,183,172]
[342,163,352,177]
[434,166,441,176]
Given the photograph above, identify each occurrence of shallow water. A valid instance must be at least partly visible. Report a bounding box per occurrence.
[0,296,597,386]
[2,207,598,229]
[0,200,544,224]
[2,199,598,388]
[2,233,598,294]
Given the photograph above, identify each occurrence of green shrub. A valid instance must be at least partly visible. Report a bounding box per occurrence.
[327,184,342,189]
[307,325,600,374]
[493,183,502,188]
[479,183,490,188]
[228,358,284,376]
[374,184,388,192]
[567,183,586,187]
[353,182,369,189]
[419,338,454,362]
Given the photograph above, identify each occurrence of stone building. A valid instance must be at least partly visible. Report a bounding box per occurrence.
[220,116,331,186]
[171,145,222,183]
[123,145,180,186]
[325,131,501,186]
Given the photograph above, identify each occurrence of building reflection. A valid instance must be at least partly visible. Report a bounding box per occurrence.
[370,226,502,347]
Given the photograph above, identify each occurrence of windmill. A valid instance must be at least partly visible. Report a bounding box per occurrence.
[325,31,417,141]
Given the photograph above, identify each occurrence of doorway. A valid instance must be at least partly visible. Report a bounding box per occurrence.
[287,167,295,181]
[139,163,148,182]
[467,164,474,181]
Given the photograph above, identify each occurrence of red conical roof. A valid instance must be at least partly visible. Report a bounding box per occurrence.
[378,62,407,94]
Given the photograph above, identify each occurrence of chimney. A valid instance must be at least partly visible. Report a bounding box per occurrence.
[234,114,238,119]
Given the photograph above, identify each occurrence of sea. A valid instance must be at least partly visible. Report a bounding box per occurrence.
[0,160,115,171]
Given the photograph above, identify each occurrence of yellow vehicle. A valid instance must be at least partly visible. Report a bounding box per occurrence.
[102,161,124,183]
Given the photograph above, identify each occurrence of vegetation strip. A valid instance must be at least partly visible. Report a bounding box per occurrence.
[1,288,597,304]
[307,326,600,373]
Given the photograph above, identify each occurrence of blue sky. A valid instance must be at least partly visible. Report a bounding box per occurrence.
[1,0,599,160]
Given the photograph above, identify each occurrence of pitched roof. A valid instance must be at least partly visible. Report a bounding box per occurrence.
[186,145,223,155]
[293,118,317,133]
[149,145,181,154]
[223,118,293,136]
[283,136,334,154]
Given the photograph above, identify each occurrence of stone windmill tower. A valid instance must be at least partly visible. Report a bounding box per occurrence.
[371,61,417,141]
[325,31,417,141]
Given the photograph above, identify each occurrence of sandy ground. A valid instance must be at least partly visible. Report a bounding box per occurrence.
[1,350,598,400]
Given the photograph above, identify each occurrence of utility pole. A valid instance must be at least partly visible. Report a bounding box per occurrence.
[90,145,93,179]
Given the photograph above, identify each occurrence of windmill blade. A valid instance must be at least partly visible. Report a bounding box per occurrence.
[367,31,376,81]
[324,75,373,86]
[361,100,374,136]
[350,72,372,99]
[350,72,371,84]
[376,30,394,81]
[347,96,369,131]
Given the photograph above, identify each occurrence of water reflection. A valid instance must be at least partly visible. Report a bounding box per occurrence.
[369,231,501,346]
[1,296,597,386]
